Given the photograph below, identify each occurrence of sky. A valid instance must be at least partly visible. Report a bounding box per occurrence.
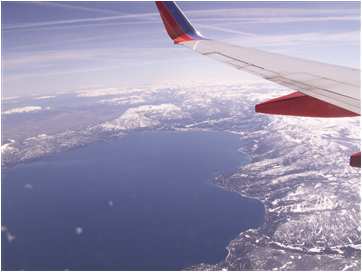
[1,1,360,98]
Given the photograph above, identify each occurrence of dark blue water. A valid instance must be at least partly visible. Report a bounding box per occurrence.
[2,131,264,270]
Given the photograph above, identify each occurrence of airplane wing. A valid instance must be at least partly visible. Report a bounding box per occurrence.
[155,1,361,167]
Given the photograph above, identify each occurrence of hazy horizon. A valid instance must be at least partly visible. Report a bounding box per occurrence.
[1,1,360,97]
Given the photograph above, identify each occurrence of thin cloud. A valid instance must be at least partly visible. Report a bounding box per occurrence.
[240,31,360,47]
[34,1,124,15]
[198,24,257,37]
[195,15,360,25]
[3,46,179,68]
[2,12,159,31]
[3,20,160,35]
[185,7,359,18]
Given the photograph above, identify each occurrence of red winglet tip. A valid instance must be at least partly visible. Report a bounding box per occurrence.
[173,33,193,44]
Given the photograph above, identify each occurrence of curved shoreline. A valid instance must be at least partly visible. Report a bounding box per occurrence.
[187,125,361,271]
[3,129,266,270]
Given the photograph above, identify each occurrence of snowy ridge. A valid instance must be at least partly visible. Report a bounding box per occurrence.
[101,104,188,131]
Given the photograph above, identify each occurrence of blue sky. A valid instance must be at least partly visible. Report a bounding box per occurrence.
[1,1,360,97]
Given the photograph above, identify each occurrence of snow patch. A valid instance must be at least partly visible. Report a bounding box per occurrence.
[3,106,43,115]
[101,104,187,131]
[77,88,122,97]
[35,95,56,100]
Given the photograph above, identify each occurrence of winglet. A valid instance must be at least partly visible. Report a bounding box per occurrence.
[155,1,204,44]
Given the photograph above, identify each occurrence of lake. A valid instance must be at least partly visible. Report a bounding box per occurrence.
[2,131,264,270]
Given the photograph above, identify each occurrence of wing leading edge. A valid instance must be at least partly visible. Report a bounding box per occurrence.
[155,1,361,167]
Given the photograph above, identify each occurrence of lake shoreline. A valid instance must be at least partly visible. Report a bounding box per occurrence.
[2,129,265,270]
